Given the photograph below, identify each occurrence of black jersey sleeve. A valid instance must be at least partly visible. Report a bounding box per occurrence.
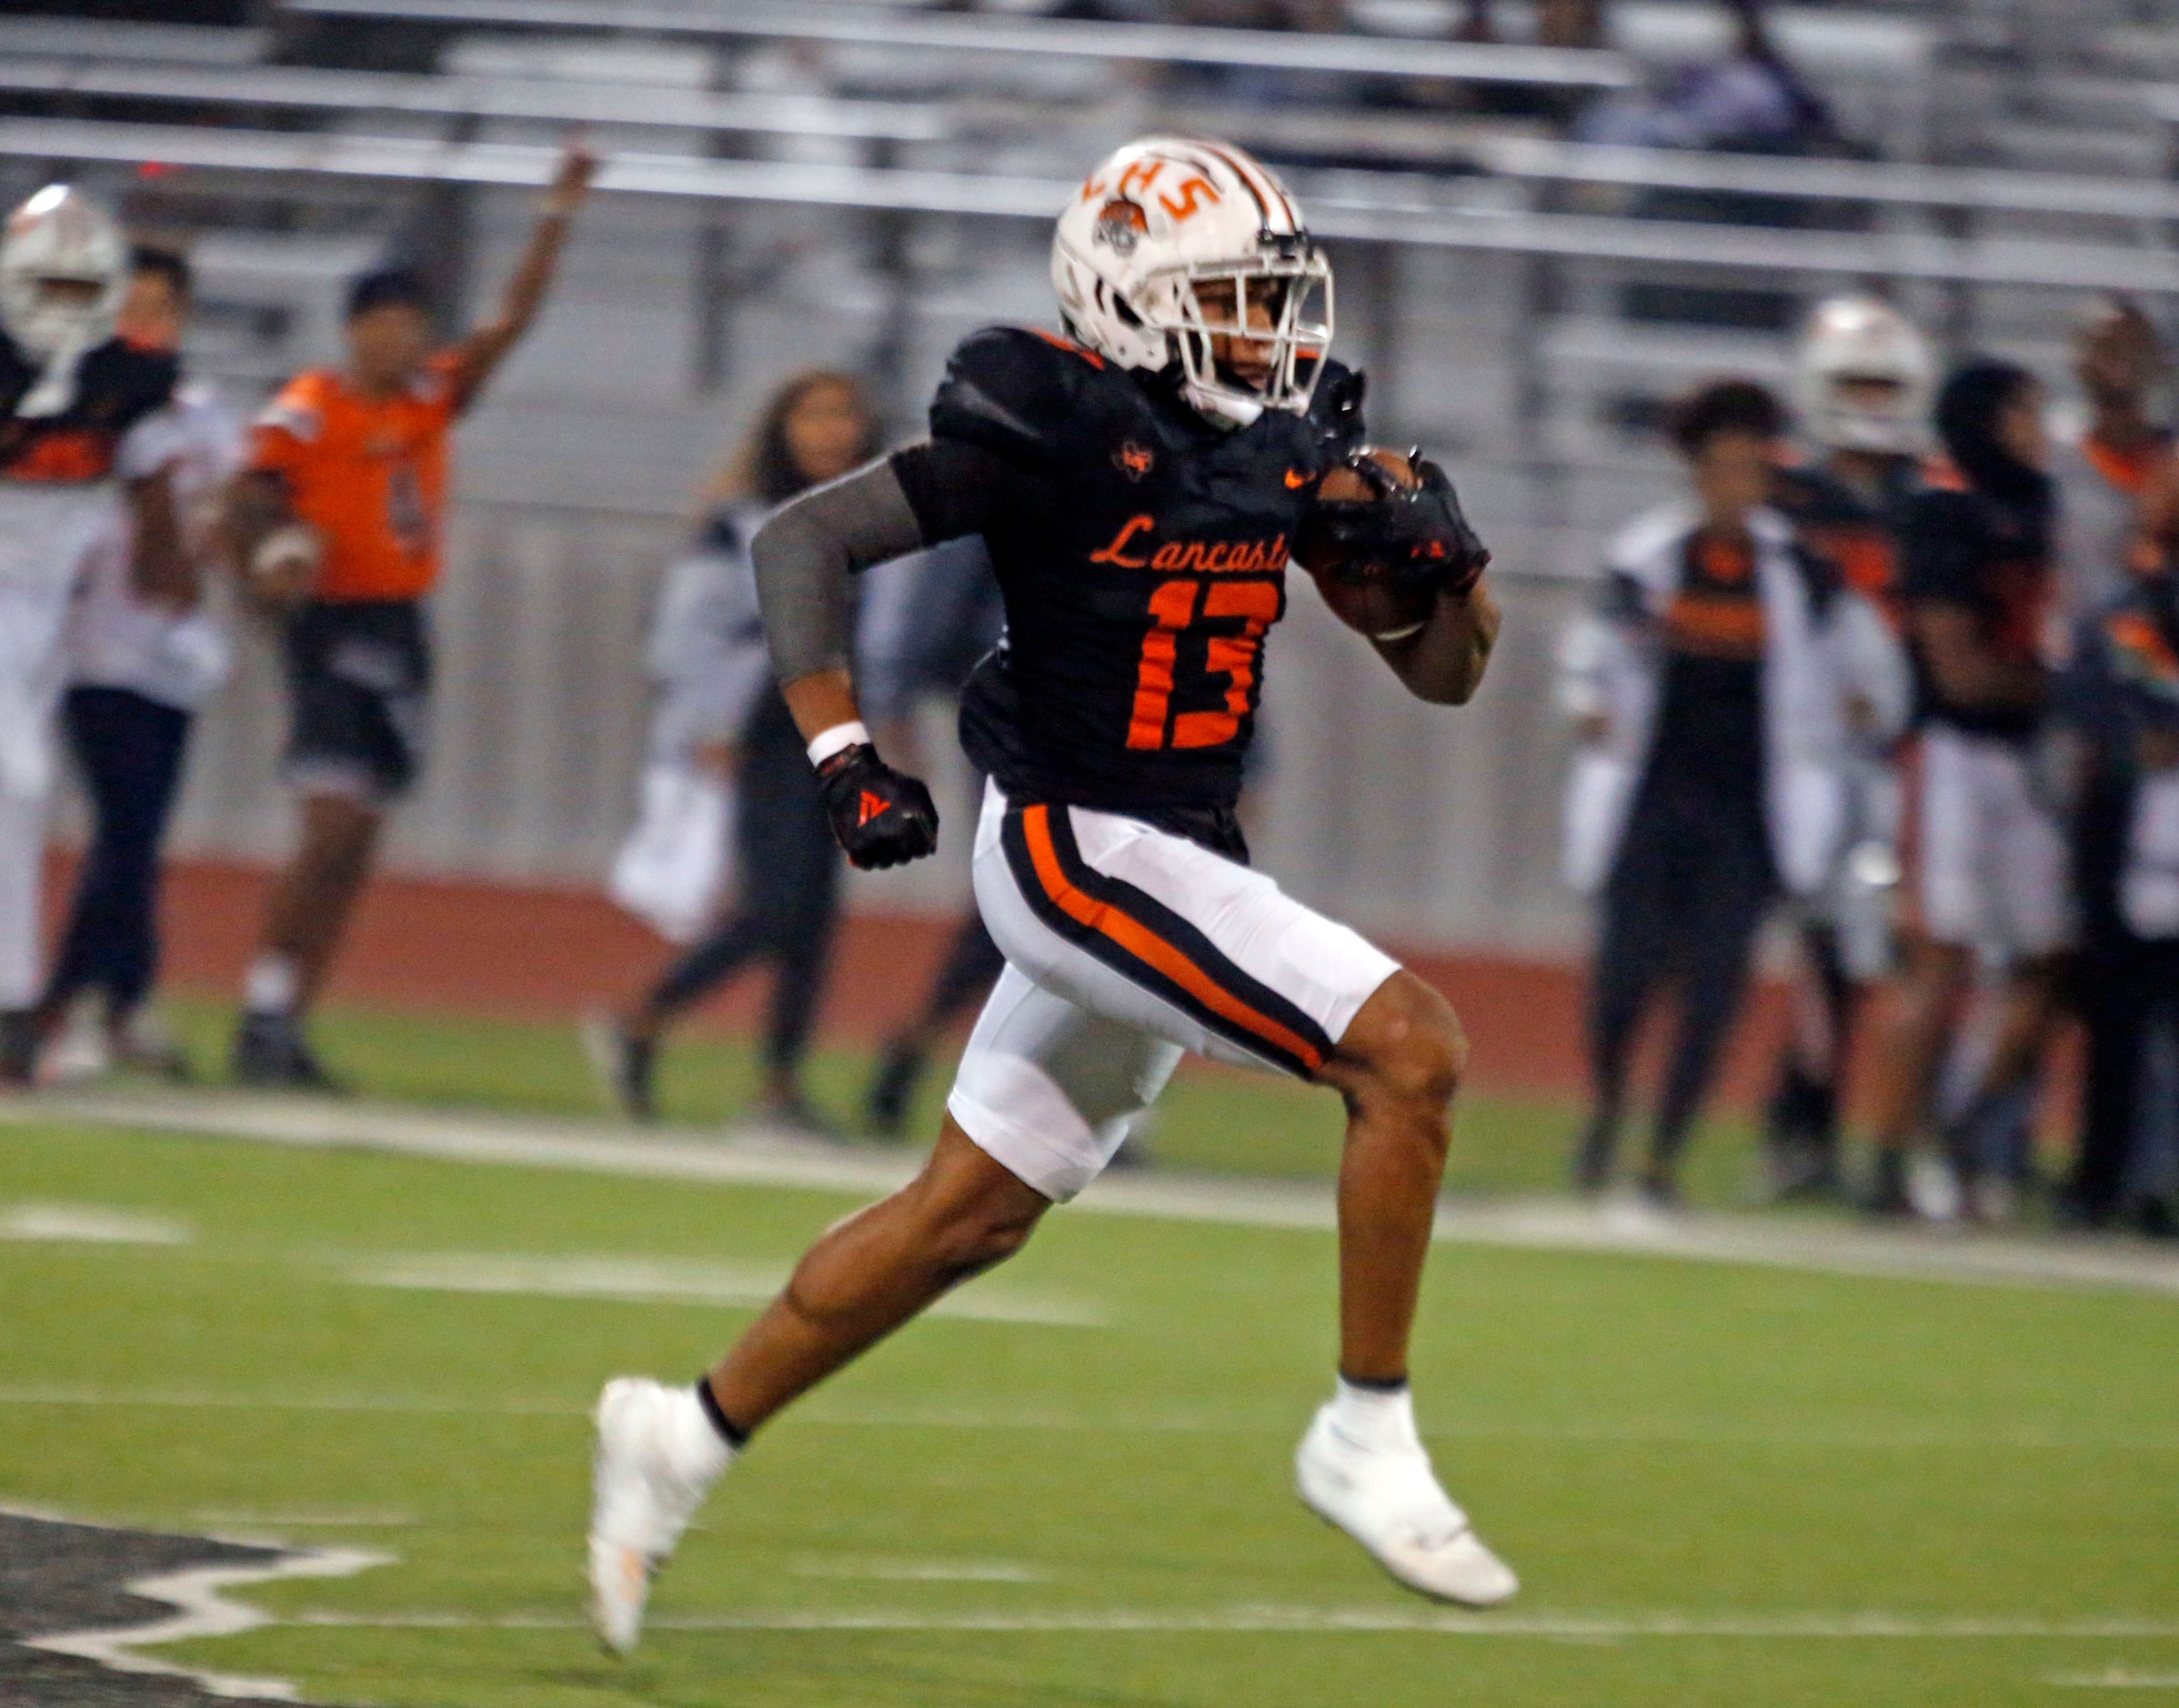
[1899,489,1987,610]
[889,436,1054,547]
[90,340,181,433]
[927,326,1107,471]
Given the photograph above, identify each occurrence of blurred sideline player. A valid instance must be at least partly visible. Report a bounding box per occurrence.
[35,247,240,1080]
[224,146,592,1088]
[2053,298,2170,622]
[1759,296,1925,1198]
[0,187,181,1088]
[2054,299,2173,1225]
[589,370,878,1131]
[2064,451,2179,1231]
[587,138,1513,1645]
[1560,381,1893,1204]
[1863,361,2068,1219]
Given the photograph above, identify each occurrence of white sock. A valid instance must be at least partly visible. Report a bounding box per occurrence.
[1329,1377,1421,1452]
[666,1384,735,1486]
[243,955,299,1017]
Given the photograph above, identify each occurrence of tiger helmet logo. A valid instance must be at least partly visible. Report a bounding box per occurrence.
[1091,196,1149,256]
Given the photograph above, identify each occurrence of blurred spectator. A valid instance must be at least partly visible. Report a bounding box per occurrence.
[1586,1,1855,331]
[1449,0,1609,126]
[1560,380,1870,1205]
[588,371,881,1134]
[2053,299,2171,1229]
[854,537,1008,1139]
[1578,0,1841,157]
[1863,361,2068,1221]
[224,146,592,1090]
[2053,298,2171,627]
[2062,448,2179,1235]
[33,249,239,1082]
[1160,0,1360,110]
[1760,296,1925,1199]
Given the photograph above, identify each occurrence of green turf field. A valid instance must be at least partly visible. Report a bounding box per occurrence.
[4,1115,2175,1707]
[152,994,1779,1205]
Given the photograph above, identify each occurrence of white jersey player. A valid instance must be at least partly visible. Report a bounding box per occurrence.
[0,186,182,1083]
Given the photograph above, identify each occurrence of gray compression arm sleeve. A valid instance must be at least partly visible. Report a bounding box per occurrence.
[750,456,929,686]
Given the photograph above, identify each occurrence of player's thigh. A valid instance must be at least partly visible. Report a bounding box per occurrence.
[1986,756,2074,959]
[946,962,1183,1203]
[1914,728,1993,949]
[972,786,1397,1080]
[283,611,422,805]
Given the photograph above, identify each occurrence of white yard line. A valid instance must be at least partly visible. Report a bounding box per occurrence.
[342,1251,1106,1327]
[8,1086,2179,1297]
[3,1382,2174,1452]
[788,1557,1049,1582]
[2051,1669,2179,1689]
[0,1201,191,1245]
[276,1605,2179,1640]
[5,1381,2174,1451]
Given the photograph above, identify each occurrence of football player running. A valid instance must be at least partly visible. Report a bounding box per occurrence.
[587,138,1507,1647]
[1759,296,1924,1197]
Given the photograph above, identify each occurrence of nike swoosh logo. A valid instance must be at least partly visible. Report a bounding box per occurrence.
[1284,469,1310,489]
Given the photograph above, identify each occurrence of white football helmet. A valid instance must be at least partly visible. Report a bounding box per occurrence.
[1794,295,1934,457]
[1,184,126,377]
[1052,137,1332,429]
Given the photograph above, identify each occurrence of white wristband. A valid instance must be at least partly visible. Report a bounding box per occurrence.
[807,720,870,768]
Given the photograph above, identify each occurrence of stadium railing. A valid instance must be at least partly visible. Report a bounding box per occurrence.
[0,55,950,146]
[0,15,268,66]
[9,116,2179,297]
[277,0,1639,90]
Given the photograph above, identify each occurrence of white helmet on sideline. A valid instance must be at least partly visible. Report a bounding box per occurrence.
[1051,137,1332,429]
[1794,294,1934,457]
[1,184,126,370]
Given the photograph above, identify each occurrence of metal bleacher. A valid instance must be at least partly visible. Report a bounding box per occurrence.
[8,0,2179,952]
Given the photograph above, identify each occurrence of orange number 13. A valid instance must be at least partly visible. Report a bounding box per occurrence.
[1127,578,1281,750]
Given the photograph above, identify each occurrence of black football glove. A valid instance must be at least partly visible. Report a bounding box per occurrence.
[817,744,939,869]
[1309,451,1491,598]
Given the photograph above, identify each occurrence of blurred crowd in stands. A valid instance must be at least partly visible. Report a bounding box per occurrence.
[1559,295,2179,1240]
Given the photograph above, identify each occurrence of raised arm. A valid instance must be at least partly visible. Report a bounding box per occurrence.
[444,144,595,414]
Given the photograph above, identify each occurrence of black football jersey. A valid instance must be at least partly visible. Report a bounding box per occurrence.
[0,328,178,485]
[1899,476,2055,742]
[1772,457,1920,628]
[889,326,1365,831]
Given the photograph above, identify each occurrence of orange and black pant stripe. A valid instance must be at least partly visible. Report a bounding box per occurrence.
[1001,802,1332,1079]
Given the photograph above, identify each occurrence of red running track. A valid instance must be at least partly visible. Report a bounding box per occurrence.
[44,852,1808,1110]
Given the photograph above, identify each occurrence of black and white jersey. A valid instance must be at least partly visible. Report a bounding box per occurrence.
[1772,457,1920,628]
[0,330,177,486]
[890,326,1364,840]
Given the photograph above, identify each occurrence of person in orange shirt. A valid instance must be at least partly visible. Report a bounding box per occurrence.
[225,145,592,1089]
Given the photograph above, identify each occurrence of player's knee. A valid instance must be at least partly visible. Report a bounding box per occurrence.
[929,1194,1040,1284]
[1345,972,1467,1111]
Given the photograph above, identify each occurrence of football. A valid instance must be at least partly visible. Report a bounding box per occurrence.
[1294,448,1440,641]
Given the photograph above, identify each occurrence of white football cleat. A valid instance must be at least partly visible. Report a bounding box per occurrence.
[587,1377,734,1655]
[1295,1392,1518,1607]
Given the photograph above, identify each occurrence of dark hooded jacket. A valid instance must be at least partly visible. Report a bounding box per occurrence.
[1898,360,2057,741]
